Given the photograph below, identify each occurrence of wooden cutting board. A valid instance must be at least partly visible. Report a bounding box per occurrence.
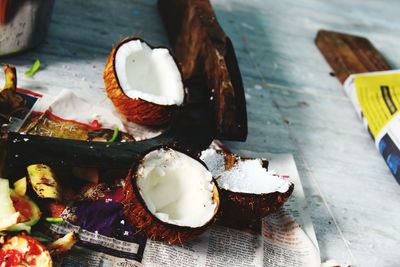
[315,30,391,83]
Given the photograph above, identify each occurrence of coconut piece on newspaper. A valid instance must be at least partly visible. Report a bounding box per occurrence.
[200,148,293,225]
[103,37,184,126]
[123,147,219,244]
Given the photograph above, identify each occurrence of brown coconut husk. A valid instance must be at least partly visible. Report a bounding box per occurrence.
[202,147,294,229]
[218,184,294,229]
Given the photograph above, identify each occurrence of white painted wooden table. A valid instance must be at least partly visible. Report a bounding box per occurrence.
[5,0,400,266]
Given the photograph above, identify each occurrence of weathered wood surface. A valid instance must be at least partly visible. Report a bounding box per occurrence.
[315,30,391,83]
[159,0,247,141]
[3,0,400,266]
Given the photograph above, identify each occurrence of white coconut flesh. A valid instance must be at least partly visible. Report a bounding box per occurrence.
[200,149,290,194]
[136,148,217,228]
[115,39,184,106]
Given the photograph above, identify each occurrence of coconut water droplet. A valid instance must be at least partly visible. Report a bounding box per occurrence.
[254,84,262,90]
[241,22,255,31]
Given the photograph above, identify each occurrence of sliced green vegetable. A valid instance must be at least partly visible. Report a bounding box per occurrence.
[24,59,41,77]
[27,164,61,200]
[14,177,27,196]
[8,223,31,233]
[108,127,119,142]
[45,217,64,223]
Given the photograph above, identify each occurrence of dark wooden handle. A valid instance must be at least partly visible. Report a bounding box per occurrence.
[5,104,215,173]
[315,30,391,84]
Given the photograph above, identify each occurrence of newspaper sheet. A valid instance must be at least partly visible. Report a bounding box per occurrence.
[5,88,162,141]
[4,89,321,266]
[48,152,320,267]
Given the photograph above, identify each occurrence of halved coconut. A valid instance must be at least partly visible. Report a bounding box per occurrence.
[123,147,219,244]
[103,37,184,126]
[200,148,293,227]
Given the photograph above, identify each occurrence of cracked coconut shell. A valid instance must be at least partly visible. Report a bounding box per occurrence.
[200,147,294,228]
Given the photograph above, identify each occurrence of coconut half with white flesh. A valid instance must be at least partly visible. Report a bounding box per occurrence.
[123,147,220,244]
[104,37,184,126]
[200,148,294,227]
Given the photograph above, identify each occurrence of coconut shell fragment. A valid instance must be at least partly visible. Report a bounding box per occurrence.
[218,185,294,229]
[200,148,294,228]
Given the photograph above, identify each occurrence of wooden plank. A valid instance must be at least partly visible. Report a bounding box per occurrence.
[158,0,247,141]
[315,30,391,84]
